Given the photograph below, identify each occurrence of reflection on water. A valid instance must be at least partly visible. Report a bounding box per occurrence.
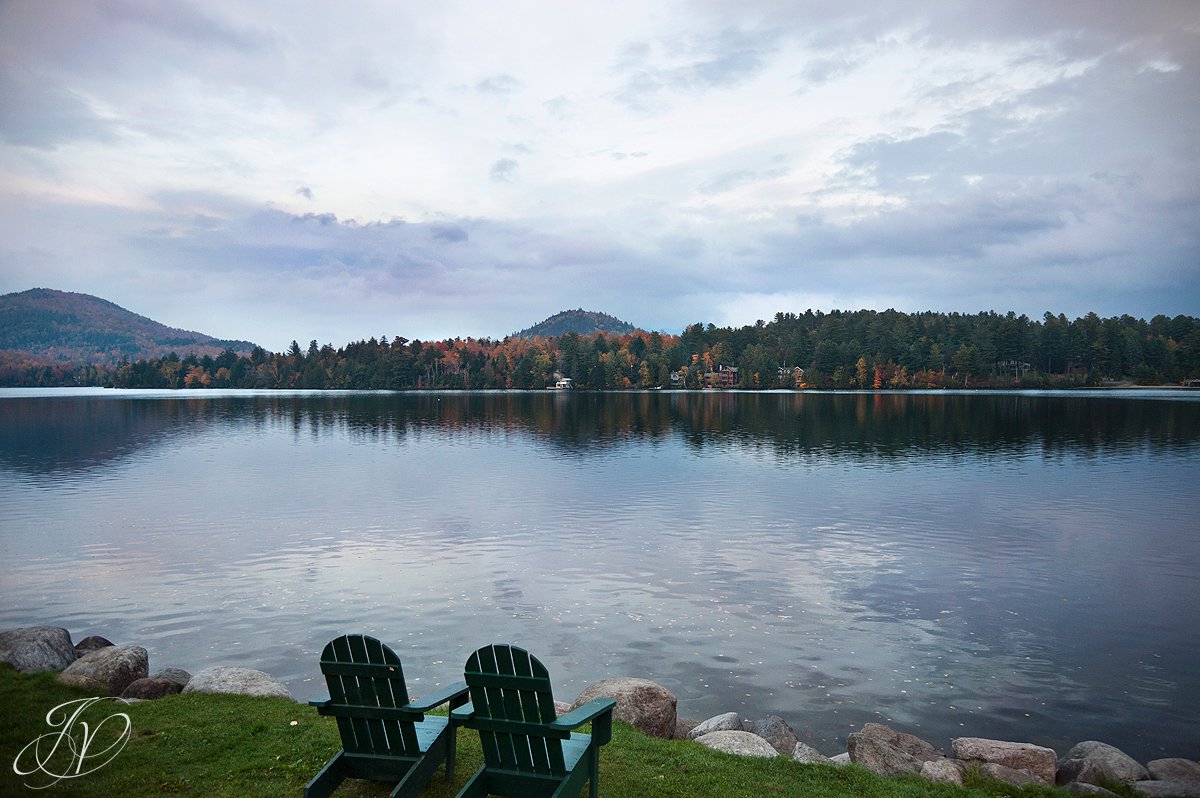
[1,388,1198,761]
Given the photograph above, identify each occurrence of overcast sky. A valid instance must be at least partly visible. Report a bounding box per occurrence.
[1,1,1197,348]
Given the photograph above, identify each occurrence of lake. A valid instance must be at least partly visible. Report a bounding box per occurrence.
[1,388,1198,762]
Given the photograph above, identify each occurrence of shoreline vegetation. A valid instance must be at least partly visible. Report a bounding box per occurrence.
[3,309,1198,391]
[3,628,1198,797]
[0,665,1080,798]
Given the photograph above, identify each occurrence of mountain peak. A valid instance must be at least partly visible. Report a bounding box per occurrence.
[514,309,639,338]
[0,287,257,365]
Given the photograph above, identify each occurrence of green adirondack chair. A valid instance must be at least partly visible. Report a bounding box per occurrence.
[450,643,616,798]
[306,634,469,798]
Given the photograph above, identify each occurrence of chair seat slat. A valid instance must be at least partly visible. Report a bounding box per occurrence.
[317,703,426,722]
[465,717,569,739]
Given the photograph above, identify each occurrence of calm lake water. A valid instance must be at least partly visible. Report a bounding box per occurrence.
[2,388,1198,761]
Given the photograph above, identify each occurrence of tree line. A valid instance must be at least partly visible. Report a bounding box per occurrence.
[3,309,1198,390]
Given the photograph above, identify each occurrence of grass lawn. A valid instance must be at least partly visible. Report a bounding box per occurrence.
[0,666,1099,797]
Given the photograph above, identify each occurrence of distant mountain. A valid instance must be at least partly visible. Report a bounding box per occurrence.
[0,288,258,366]
[515,309,639,338]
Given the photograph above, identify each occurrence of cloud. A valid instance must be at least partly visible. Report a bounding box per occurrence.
[615,26,781,110]
[0,71,119,149]
[794,54,864,92]
[799,193,1071,260]
[543,95,572,119]
[430,224,468,243]
[475,74,522,94]
[98,0,276,52]
[698,161,789,195]
[0,1,1196,342]
[489,158,518,183]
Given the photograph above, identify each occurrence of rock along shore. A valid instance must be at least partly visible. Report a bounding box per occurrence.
[4,625,1199,797]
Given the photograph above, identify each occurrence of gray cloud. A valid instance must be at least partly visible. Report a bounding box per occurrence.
[616,27,780,111]
[1,177,1195,348]
[699,160,789,194]
[800,193,1071,259]
[430,224,468,243]
[0,1,1196,341]
[489,158,518,183]
[351,64,391,93]
[0,70,119,148]
[475,74,522,94]
[290,212,338,226]
[543,95,572,119]
[99,0,276,52]
[794,54,863,92]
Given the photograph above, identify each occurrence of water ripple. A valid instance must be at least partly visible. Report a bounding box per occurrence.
[1,391,1197,761]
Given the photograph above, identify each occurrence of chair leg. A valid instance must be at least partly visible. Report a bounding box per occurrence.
[389,751,440,798]
[454,767,489,798]
[304,752,347,798]
[590,748,600,798]
[446,725,457,780]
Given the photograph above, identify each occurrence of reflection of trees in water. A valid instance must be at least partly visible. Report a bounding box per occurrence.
[3,392,1198,474]
[0,397,210,475]
[668,393,1200,458]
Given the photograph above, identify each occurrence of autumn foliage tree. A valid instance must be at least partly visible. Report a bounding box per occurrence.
[4,309,1199,390]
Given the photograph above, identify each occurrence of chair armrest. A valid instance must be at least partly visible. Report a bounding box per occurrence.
[549,698,616,732]
[404,682,469,713]
[449,702,475,725]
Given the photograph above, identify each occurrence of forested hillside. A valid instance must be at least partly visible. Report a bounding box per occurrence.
[4,308,1197,389]
[0,288,256,366]
[514,309,637,338]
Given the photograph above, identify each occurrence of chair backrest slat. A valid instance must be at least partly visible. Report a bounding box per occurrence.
[463,644,567,776]
[497,645,536,772]
[319,634,419,757]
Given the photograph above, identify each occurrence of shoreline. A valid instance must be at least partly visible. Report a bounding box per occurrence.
[4,625,1199,794]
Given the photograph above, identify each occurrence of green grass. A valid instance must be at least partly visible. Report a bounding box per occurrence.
[0,666,1079,797]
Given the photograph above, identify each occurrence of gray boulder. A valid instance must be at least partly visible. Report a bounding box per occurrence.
[829,752,851,766]
[674,717,700,740]
[121,677,183,700]
[570,677,676,739]
[0,626,78,672]
[694,730,779,758]
[1133,781,1200,797]
[1148,760,1200,782]
[792,742,832,764]
[952,736,1057,784]
[182,666,291,699]
[748,715,799,756]
[980,762,1047,787]
[847,722,941,776]
[1058,741,1150,786]
[921,758,966,785]
[1066,783,1122,796]
[687,712,742,740]
[58,645,148,695]
[554,700,571,716]
[75,635,115,656]
[152,668,192,689]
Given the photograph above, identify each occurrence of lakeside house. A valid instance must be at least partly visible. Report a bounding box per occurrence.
[704,365,738,389]
[778,365,806,388]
